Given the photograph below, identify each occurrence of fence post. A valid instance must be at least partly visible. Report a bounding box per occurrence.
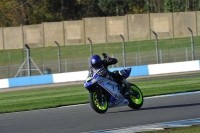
[15,44,42,77]
[152,31,160,63]
[21,49,25,76]
[55,41,62,73]
[88,38,93,57]
[185,47,188,61]
[25,44,31,76]
[120,34,126,67]
[159,50,162,63]
[188,27,195,60]
[65,59,67,72]
[42,62,45,73]
[135,52,138,66]
[88,57,91,68]
[111,54,114,68]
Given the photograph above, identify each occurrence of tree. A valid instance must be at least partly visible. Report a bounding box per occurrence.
[98,0,131,16]
[75,0,104,18]
[0,0,199,27]
[163,0,198,12]
[127,0,146,14]
[0,0,22,26]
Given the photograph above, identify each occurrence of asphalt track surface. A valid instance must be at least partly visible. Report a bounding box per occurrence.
[0,91,200,133]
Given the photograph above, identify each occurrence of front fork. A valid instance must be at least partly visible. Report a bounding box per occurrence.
[95,86,102,101]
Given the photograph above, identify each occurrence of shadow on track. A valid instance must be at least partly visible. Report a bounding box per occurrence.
[106,102,200,114]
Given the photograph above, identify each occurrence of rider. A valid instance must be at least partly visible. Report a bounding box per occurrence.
[84,53,132,104]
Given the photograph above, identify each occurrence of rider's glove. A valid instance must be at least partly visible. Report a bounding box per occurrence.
[84,77,92,88]
[102,53,108,58]
[86,77,92,82]
[102,53,111,62]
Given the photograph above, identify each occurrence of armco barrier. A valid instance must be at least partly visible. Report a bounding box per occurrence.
[8,75,54,88]
[199,60,200,67]
[109,65,149,77]
[0,60,199,89]
[148,60,200,75]
[52,71,88,83]
[0,79,9,88]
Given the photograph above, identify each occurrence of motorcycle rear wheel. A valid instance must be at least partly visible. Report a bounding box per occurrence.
[89,91,108,114]
[127,84,143,109]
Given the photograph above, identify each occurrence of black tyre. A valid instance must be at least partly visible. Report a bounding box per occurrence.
[89,91,108,114]
[127,84,143,109]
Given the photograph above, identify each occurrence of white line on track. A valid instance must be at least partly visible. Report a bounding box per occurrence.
[145,90,200,99]
[64,90,200,108]
[87,118,200,133]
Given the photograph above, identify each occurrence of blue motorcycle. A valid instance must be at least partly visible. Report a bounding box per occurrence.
[84,67,143,114]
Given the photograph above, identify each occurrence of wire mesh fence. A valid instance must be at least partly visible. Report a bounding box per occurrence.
[1,44,200,79]
[1,32,200,79]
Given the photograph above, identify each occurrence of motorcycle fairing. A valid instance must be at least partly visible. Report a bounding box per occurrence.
[119,67,132,79]
[84,67,131,108]
[98,77,119,98]
[84,67,109,91]
[97,77,129,107]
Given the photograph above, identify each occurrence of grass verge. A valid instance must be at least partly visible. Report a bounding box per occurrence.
[0,75,200,114]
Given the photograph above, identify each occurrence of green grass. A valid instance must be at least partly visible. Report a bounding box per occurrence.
[1,36,200,65]
[135,77,200,96]
[0,75,200,114]
[0,86,88,113]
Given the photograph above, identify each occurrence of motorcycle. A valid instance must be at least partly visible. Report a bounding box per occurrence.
[84,67,143,114]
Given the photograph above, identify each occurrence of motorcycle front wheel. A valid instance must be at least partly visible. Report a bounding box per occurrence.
[127,83,143,110]
[89,91,108,114]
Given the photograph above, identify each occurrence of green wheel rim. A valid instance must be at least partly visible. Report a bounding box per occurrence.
[130,86,143,104]
[93,92,108,110]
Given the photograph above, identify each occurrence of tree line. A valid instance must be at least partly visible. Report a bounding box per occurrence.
[0,0,200,27]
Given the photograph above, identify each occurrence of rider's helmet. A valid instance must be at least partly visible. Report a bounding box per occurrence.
[90,55,102,69]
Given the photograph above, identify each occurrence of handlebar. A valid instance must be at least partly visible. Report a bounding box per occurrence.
[102,53,108,59]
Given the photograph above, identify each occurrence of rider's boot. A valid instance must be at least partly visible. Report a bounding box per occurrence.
[121,79,139,98]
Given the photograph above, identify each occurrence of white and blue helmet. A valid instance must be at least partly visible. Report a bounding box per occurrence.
[90,55,102,69]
